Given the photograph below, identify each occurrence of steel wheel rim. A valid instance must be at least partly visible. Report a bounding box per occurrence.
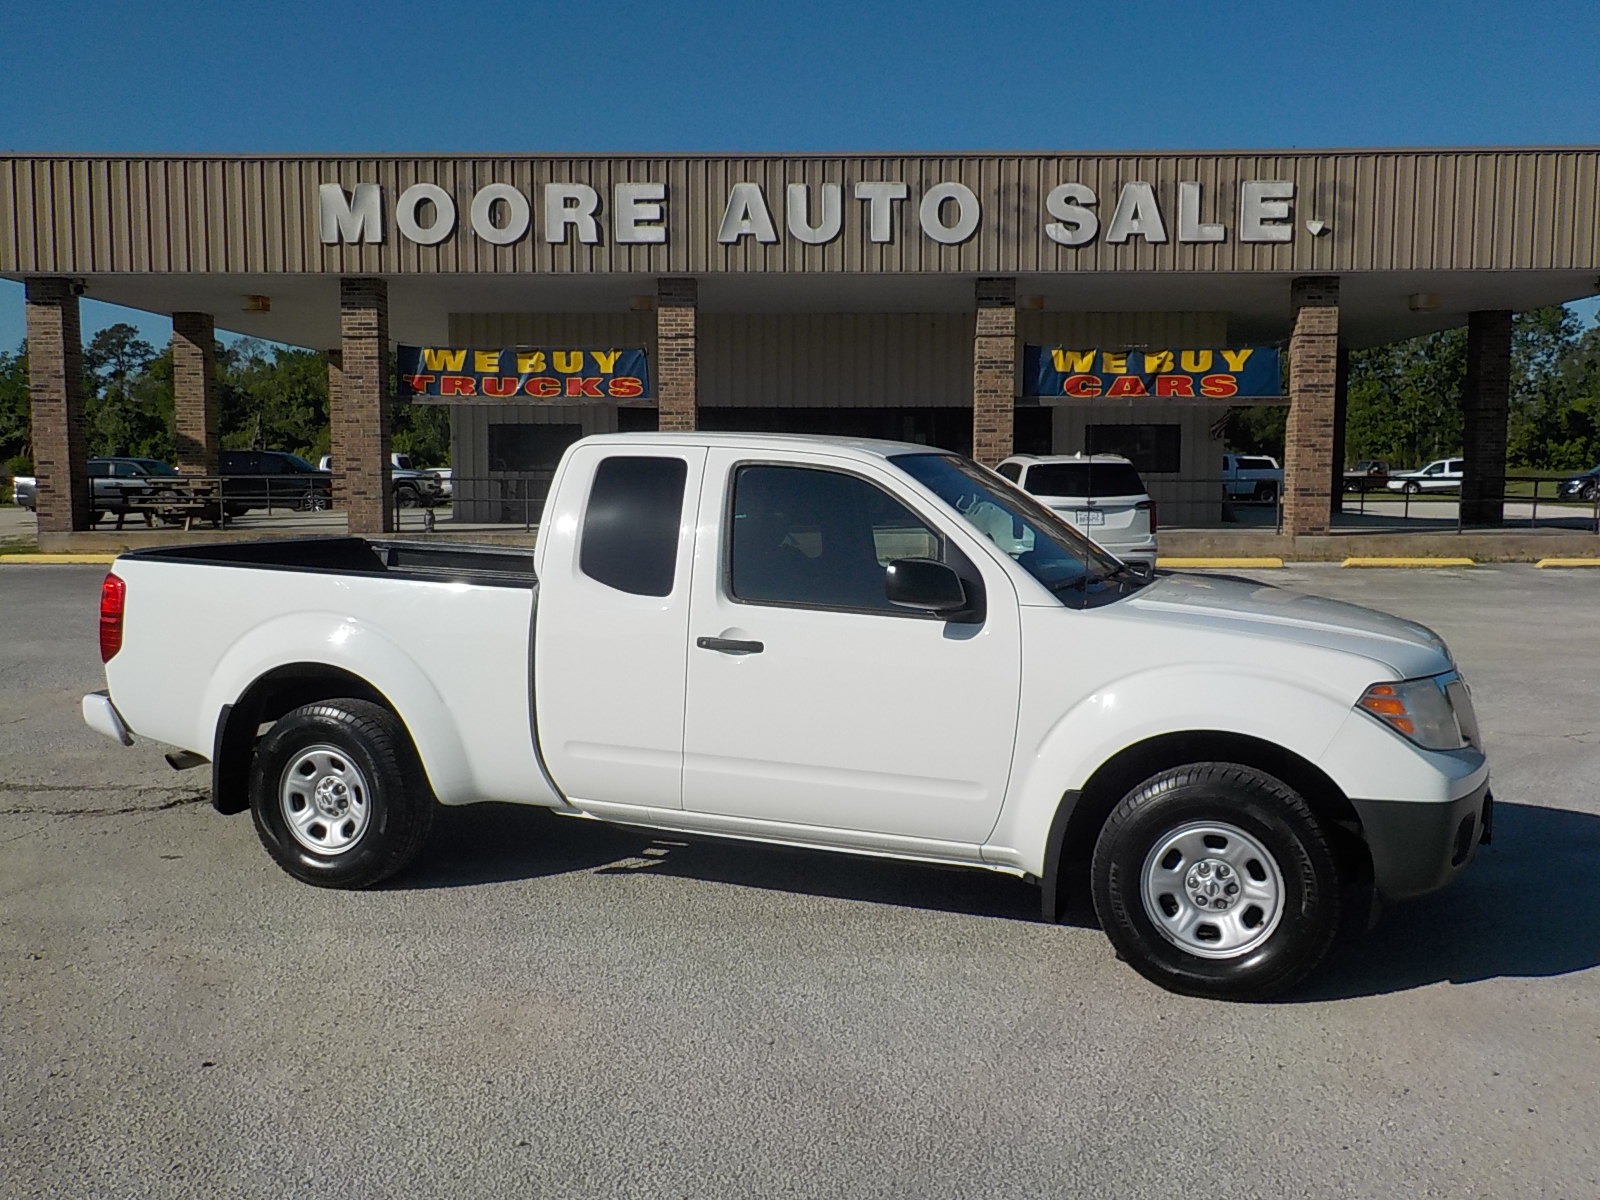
[1139,820,1285,960]
[279,744,371,856]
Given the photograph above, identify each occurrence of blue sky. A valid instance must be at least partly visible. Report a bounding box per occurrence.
[2,0,1598,349]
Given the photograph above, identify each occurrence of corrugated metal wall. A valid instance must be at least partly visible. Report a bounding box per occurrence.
[5,151,1597,276]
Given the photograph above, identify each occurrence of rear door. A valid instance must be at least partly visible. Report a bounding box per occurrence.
[534,443,707,809]
[679,449,1023,845]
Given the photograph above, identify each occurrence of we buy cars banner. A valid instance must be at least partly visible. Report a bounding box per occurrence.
[398,346,650,403]
[1025,346,1282,401]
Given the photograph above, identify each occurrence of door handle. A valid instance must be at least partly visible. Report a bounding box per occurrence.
[696,636,764,655]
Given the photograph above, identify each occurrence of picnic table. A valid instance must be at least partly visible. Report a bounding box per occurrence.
[106,481,227,531]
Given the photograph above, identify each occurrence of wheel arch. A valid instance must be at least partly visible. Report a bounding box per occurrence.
[1040,730,1372,923]
[211,664,395,815]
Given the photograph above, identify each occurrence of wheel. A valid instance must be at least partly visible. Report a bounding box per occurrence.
[249,699,435,888]
[1253,481,1278,503]
[298,491,331,512]
[395,483,420,509]
[1090,763,1342,1001]
[1403,481,1421,495]
[1583,482,1598,503]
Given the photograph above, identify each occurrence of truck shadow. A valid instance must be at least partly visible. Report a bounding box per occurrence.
[402,803,1041,920]
[402,800,1600,997]
[1291,800,1600,1000]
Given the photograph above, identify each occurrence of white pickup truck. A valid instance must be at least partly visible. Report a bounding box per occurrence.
[1221,453,1284,502]
[84,433,1491,1000]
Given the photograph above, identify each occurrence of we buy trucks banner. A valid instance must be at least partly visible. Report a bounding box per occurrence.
[398,346,650,404]
[1025,346,1282,401]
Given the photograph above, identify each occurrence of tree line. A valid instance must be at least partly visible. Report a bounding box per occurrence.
[1211,306,1600,471]
[2,308,1598,483]
[0,324,450,479]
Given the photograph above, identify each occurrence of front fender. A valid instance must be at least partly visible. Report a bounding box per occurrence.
[199,610,476,804]
[985,664,1357,877]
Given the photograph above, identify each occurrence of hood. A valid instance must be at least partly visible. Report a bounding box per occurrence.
[1123,573,1453,678]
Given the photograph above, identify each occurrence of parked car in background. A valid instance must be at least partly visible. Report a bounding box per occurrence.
[317,454,445,508]
[1555,464,1600,502]
[89,457,187,519]
[1386,457,1464,494]
[1221,453,1283,502]
[428,467,453,498]
[996,453,1158,568]
[11,474,36,510]
[10,460,183,515]
[1343,460,1391,492]
[219,450,334,514]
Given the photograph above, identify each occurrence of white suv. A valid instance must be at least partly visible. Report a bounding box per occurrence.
[996,453,1158,568]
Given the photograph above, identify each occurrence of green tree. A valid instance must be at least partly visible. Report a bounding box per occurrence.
[83,323,168,458]
[0,343,30,474]
[1344,328,1467,467]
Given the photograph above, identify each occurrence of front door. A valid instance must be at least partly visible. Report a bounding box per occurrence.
[681,451,1022,846]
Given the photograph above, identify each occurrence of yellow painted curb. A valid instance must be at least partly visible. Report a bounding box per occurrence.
[0,553,119,564]
[1534,557,1600,568]
[1157,557,1285,569]
[1340,556,1476,568]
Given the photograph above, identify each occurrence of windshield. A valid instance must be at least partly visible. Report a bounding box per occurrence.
[892,453,1146,606]
[135,459,181,476]
[282,453,319,473]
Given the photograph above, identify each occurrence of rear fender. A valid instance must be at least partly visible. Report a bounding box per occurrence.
[199,612,475,806]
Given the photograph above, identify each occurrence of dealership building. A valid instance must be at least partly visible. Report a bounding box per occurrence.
[3,148,1597,537]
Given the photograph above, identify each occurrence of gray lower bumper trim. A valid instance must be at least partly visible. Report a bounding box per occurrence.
[1352,781,1492,903]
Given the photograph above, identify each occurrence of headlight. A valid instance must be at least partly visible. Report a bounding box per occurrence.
[1357,676,1466,751]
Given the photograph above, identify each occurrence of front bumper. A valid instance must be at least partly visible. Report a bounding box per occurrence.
[1351,780,1492,903]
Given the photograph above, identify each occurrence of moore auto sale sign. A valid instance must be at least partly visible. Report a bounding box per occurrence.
[319,174,1317,252]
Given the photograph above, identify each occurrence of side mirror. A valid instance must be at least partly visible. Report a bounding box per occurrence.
[886,557,974,619]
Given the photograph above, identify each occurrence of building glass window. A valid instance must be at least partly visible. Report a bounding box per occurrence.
[1086,424,1182,474]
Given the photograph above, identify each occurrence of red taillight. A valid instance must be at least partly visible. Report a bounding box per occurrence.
[99,572,125,663]
[1138,499,1159,534]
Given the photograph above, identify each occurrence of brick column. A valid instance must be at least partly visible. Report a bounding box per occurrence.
[656,278,698,432]
[24,277,91,533]
[325,349,346,509]
[336,278,392,535]
[1460,310,1512,526]
[1283,276,1340,536]
[171,312,220,476]
[1330,344,1350,518]
[972,278,1017,467]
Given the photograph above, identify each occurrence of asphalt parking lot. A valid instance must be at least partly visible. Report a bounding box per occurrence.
[2,563,1597,1199]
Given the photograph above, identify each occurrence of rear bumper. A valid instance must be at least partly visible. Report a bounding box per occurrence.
[82,690,133,747]
[1351,780,1492,903]
[1103,537,1158,567]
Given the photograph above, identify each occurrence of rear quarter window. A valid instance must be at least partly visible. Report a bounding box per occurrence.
[579,456,688,597]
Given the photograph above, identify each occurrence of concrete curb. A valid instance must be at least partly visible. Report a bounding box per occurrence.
[0,553,119,565]
[1340,556,1477,568]
[1157,557,1285,569]
[1534,557,1600,568]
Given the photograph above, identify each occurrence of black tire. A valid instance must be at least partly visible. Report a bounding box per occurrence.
[395,483,420,509]
[1583,482,1598,503]
[1253,481,1278,503]
[1090,763,1341,1001]
[249,699,434,889]
[1403,481,1421,495]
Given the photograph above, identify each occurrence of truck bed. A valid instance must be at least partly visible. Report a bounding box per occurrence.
[121,536,537,587]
